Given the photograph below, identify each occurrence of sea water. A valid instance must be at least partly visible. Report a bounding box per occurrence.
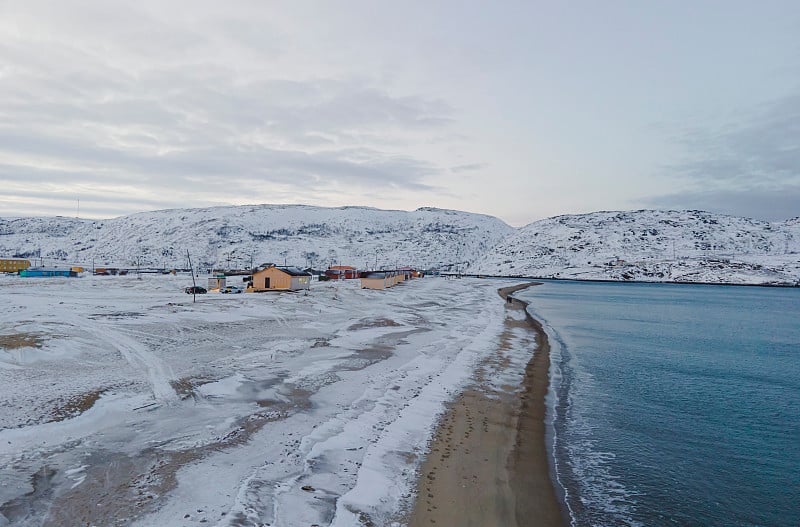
[517,281,800,527]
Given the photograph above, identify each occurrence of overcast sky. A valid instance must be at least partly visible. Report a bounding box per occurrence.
[1,1,798,226]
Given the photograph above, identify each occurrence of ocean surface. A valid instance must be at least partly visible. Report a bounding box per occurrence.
[517,281,800,527]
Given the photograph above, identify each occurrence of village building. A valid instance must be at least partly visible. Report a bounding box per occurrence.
[94,267,126,275]
[398,266,423,279]
[250,266,311,292]
[360,270,401,290]
[0,258,31,273]
[19,268,78,277]
[208,275,226,291]
[324,265,359,280]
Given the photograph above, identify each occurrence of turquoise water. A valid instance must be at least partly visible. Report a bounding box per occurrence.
[517,281,800,527]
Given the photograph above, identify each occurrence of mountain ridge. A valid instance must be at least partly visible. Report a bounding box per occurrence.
[0,203,514,273]
[1,205,798,285]
[469,209,799,285]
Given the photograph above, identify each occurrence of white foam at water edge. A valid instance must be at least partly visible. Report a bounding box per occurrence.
[527,305,640,527]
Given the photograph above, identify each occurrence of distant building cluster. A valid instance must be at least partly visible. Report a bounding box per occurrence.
[1,257,424,294]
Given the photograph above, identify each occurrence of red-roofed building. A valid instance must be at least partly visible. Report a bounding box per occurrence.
[325,265,358,280]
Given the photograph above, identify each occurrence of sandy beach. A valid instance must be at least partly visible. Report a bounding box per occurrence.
[408,282,565,527]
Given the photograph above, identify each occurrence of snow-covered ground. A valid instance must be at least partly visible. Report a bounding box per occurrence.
[0,273,529,526]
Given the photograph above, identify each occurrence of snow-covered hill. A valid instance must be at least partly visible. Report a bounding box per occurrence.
[469,210,800,285]
[1,206,798,285]
[0,204,513,272]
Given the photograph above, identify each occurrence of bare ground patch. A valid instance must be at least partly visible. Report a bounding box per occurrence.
[48,390,105,423]
[169,376,213,400]
[0,332,45,350]
[347,318,402,331]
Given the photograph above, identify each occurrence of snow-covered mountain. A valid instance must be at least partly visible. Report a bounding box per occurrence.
[1,206,798,285]
[469,210,800,285]
[0,204,513,272]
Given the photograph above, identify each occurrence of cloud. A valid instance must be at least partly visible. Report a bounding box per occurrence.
[450,163,488,173]
[0,3,460,219]
[646,93,800,220]
[642,186,800,222]
[670,94,800,184]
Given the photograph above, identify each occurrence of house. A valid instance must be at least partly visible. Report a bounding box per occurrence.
[250,266,311,291]
[360,270,401,290]
[325,265,359,280]
[0,259,31,273]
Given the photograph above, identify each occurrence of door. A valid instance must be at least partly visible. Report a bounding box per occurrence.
[265,277,270,289]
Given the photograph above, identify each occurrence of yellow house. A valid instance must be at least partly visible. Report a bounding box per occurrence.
[250,266,311,292]
[0,259,31,273]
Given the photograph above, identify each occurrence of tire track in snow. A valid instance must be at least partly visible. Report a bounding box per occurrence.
[82,321,179,402]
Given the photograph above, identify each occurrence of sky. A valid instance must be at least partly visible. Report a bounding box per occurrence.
[0,1,798,226]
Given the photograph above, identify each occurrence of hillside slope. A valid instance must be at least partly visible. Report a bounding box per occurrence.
[2,207,798,285]
[0,204,513,272]
[469,210,800,285]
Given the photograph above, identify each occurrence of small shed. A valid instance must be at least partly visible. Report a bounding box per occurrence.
[250,266,311,291]
[208,275,226,291]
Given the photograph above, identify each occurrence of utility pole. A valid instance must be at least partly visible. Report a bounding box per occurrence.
[187,250,197,303]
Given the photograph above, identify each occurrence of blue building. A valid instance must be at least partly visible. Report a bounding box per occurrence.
[19,268,78,277]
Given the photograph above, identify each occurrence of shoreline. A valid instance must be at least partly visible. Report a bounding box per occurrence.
[407,282,565,526]
[443,273,799,288]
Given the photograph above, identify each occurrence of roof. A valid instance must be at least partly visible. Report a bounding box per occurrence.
[275,266,312,277]
[254,265,311,277]
[329,265,356,270]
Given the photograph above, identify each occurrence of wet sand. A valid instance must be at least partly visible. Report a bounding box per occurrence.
[408,282,565,527]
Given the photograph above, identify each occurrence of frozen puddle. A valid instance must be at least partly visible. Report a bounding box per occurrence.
[0,274,531,526]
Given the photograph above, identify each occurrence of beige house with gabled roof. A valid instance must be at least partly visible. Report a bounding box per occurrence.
[250,266,311,291]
